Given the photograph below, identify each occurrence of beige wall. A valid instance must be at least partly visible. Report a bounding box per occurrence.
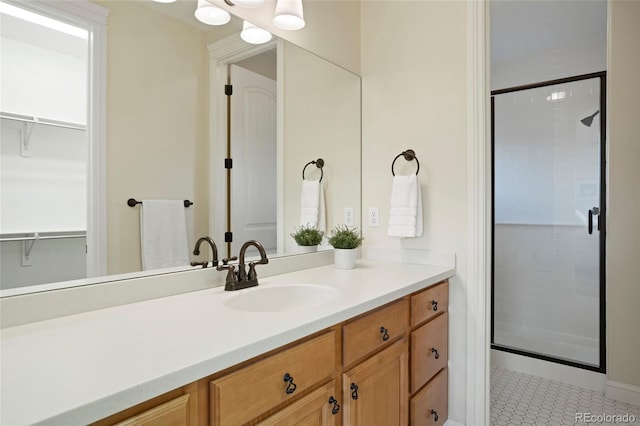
[360,1,468,422]
[607,0,640,388]
[210,0,361,74]
[281,42,361,252]
[97,1,210,274]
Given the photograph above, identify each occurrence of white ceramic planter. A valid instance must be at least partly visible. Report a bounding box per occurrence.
[334,248,356,269]
[297,245,318,254]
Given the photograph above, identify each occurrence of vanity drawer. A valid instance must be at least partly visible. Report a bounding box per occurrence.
[410,368,448,426]
[411,312,448,393]
[411,280,448,326]
[342,298,409,366]
[210,331,336,426]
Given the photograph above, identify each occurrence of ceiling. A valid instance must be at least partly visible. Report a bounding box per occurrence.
[491,0,607,63]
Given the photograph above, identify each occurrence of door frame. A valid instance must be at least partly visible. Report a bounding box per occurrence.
[207,35,279,258]
[489,72,607,373]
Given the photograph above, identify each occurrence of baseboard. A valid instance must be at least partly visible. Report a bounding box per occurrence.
[491,349,606,391]
[444,419,465,426]
[605,380,640,406]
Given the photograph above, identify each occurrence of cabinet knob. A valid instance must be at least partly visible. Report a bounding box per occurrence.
[350,383,359,400]
[380,326,390,341]
[431,300,438,311]
[283,373,297,394]
[431,347,440,359]
[329,396,340,414]
[431,409,439,421]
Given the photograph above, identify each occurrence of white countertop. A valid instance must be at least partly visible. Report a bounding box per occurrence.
[0,260,454,425]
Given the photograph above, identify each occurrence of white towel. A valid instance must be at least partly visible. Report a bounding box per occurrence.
[300,179,326,233]
[387,175,423,237]
[140,200,190,270]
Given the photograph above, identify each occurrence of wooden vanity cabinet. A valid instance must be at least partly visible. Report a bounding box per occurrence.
[257,380,340,425]
[90,381,206,426]
[94,280,449,426]
[342,338,409,426]
[409,280,449,425]
[210,331,337,426]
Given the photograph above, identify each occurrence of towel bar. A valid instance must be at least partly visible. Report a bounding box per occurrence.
[302,158,324,182]
[127,198,193,208]
[391,149,420,176]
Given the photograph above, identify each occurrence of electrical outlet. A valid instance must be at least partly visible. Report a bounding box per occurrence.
[368,207,380,227]
[344,207,354,226]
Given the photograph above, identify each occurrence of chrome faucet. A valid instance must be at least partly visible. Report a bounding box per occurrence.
[190,236,219,269]
[221,240,269,291]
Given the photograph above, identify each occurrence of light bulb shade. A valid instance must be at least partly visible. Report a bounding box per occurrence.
[273,0,305,30]
[195,0,231,25]
[233,0,265,8]
[241,21,272,44]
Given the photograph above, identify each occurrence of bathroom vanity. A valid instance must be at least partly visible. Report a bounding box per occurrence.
[0,260,453,425]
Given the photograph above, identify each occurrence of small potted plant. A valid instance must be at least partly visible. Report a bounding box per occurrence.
[290,225,324,253]
[328,224,363,269]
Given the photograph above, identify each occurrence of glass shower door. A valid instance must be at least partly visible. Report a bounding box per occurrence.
[491,73,605,370]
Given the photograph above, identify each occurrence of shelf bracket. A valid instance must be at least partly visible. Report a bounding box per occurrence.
[21,233,39,266]
[20,121,36,157]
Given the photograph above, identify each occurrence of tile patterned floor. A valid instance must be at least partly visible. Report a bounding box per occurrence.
[491,367,640,426]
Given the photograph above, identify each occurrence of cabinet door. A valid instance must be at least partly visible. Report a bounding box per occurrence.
[258,380,340,426]
[342,338,408,426]
[114,394,190,426]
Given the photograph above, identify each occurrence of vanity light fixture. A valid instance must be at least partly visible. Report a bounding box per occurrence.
[189,0,306,33]
[241,21,272,44]
[228,0,265,8]
[195,0,231,26]
[273,0,305,30]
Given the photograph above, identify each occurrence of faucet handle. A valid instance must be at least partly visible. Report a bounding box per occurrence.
[221,256,238,266]
[190,261,209,269]
[247,262,258,281]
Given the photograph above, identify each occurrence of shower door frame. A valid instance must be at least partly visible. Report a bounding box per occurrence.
[490,71,607,373]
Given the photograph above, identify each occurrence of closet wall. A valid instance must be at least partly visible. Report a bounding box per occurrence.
[0,13,88,289]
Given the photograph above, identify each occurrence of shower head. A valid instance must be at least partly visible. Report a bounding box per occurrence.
[581,110,600,127]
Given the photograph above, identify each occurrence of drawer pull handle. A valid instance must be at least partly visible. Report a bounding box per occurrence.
[329,396,340,414]
[350,383,359,400]
[431,347,440,359]
[431,409,439,421]
[432,300,438,311]
[380,326,390,341]
[283,373,297,394]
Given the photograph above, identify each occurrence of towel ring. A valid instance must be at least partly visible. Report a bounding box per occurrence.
[391,149,420,176]
[127,198,193,208]
[302,158,324,182]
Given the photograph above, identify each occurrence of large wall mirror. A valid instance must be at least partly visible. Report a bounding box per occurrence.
[0,0,361,294]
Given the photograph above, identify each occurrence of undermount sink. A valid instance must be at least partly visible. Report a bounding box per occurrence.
[224,284,339,312]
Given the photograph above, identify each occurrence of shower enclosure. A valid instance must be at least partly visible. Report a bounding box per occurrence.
[491,72,606,371]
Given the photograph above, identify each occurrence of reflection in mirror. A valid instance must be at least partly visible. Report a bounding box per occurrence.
[0,0,361,295]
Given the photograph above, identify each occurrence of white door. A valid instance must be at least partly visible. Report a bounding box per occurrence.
[230,64,277,253]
